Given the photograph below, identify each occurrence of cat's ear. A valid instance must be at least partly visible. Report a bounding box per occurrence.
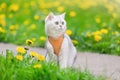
[61,12,66,19]
[45,12,54,22]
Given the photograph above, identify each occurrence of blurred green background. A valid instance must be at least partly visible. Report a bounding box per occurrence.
[0,0,120,55]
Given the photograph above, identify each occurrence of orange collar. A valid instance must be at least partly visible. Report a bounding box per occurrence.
[48,35,64,56]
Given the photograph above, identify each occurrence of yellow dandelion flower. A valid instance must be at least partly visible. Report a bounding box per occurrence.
[29,51,38,57]
[72,40,79,45]
[0,27,6,33]
[66,29,72,36]
[32,38,36,41]
[9,25,16,30]
[40,36,46,41]
[0,14,5,19]
[0,14,6,27]
[94,35,102,42]
[9,4,19,12]
[33,64,42,69]
[1,3,7,9]
[106,5,114,12]
[37,54,45,61]
[24,19,30,26]
[95,17,101,23]
[0,20,6,27]
[79,1,97,10]
[101,29,108,34]
[54,1,60,7]
[112,13,117,18]
[42,9,49,14]
[16,55,23,61]
[26,39,34,46]
[16,46,26,54]
[57,6,64,12]
[30,1,35,7]
[29,24,36,30]
[34,15,39,20]
[117,23,120,28]
[114,31,119,35]
[86,32,92,37]
[93,31,101,35]
[69,11,76,17]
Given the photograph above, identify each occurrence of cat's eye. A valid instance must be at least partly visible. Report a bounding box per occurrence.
[55,21,59,25]
[62,22,64,25]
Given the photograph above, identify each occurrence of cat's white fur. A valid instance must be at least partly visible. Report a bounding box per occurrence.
[45,12,77,68]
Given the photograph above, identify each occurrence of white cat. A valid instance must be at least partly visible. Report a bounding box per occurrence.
[45,12,77,68]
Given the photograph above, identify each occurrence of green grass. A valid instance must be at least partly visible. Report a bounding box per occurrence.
[0,0,120,55]
[0,50,105,80]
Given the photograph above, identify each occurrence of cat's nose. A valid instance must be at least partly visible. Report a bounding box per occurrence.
[59,25,62,27]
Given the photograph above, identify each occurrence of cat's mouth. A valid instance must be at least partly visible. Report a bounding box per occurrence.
[57,27,64,30]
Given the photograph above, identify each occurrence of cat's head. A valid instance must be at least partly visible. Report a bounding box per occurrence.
[45,12,66,38]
